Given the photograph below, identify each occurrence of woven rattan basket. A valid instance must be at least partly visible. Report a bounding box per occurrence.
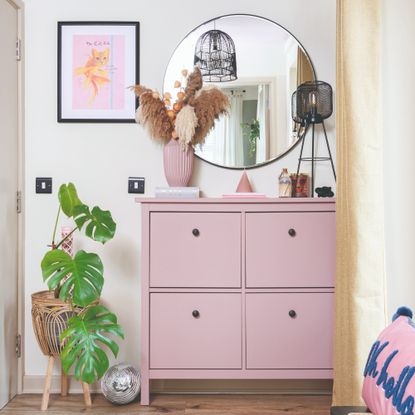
[31,290,83,357]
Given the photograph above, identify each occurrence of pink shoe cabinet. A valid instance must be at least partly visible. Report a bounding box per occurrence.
[138,198,335,405]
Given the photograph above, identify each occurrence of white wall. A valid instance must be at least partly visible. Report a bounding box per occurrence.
[23,0,336,385]
[383,0,415,315]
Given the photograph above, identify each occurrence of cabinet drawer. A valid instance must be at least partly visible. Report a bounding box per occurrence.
[150,293,242,369]
[246,293,333,369]
[150,212,241,287]
[246,212,335,287]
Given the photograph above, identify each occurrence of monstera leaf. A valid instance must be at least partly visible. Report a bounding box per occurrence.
[41,249,104,307]
[58,183,83,217]
[73,204,116,244]
[61,305,124,384]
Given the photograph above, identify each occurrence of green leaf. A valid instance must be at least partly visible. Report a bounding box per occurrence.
[59,183,82,217]
[73,204,116,244]
[60,305,124,384]
[41,249,104,307]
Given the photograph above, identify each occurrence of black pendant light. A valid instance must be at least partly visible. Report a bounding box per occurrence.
[291,80,336,197]
[194,29,237,82]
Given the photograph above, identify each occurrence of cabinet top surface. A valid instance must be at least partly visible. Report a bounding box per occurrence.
[135,197,335,205]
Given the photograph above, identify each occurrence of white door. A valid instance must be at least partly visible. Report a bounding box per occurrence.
[0,0,20,409]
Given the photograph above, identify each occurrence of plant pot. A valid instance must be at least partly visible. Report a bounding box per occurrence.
[163,139,194,187]
[31,290,82,356]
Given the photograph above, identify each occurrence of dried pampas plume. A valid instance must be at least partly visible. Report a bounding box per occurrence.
[129,84,151,97]
[192,87,230,145]
[130,67,229,148]
[175,105,198,149]
[184,67,203,104]
[131,86,174,143]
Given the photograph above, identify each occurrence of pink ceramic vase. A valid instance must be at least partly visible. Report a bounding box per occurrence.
[163,139,194,187]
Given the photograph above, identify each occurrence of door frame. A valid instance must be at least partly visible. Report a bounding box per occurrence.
[7,0,25,395]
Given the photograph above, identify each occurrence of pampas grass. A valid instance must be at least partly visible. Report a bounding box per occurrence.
[184,67,203,104]
[175,105,198,148]
[192,87,229,145]
[132,89,173,143]
[131,67,229,148]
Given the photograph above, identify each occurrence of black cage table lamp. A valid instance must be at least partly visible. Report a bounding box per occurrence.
[291,80,336,197]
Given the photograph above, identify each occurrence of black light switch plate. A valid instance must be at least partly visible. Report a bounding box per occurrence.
[36,177,52,194]
[128,177,145,194]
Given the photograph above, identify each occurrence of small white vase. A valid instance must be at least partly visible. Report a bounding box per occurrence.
[163,139,194,187]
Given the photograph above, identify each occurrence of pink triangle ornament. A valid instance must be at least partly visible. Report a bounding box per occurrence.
[236,170,253,192]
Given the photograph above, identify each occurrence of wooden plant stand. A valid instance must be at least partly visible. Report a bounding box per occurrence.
[41,356,91,411]
[31,291,93,411]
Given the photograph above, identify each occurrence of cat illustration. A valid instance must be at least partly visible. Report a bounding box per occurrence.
[75,48,110,105]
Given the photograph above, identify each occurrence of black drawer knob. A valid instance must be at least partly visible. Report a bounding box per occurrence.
[288,228,296,237]
[192,310,200,318]
[288,310,297,318]
[192,228,200,237]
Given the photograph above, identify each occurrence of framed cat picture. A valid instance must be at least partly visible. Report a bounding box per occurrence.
[58,21,139,123]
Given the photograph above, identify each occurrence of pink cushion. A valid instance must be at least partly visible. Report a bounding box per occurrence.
[362,308,415,415]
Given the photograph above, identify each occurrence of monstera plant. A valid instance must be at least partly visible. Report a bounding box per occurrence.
[38,183,124,384]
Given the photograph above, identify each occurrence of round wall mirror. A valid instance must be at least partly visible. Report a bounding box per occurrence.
[164,14,315,169]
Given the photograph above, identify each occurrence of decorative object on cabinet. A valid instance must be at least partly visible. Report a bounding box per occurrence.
[58,22,139,123]
[316,186,334,198]
[194,28,237,82]
[164,14,316,169]
[132,67,229,149]
[101,363,141,405]
[291,81,336,197]
[362,307,414,415]
[137,198,335,405]
[155,186,200,199]
[278,168,292,197]
[32,183,124,410]
[163,138,194,186]
[290,173,310,197]
[132,67,229,186]
[236,170,253,192]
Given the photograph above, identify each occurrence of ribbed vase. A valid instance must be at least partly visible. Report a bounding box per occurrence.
[163,139,194,186]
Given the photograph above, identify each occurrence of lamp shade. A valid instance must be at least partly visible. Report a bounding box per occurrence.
[293,81,333,124]
[194,29,237,82]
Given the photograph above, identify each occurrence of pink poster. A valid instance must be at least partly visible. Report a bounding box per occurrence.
[72,35,125,110]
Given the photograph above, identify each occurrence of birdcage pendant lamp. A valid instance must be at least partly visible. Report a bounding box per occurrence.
[194,29,237,82]
[291,80,336,197]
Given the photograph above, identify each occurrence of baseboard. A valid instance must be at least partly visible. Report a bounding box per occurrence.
[23,375,101,394]
[150,379,333,394]
[23,375,332,395]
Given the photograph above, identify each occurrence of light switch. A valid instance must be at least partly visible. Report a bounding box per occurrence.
[36,177,52,194]
[128,177,145,194]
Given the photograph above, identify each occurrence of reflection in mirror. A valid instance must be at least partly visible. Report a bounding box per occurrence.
[164,14,315,169]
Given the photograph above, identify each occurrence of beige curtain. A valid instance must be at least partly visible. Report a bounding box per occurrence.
[333,0,387,407]
[297,47,314,85]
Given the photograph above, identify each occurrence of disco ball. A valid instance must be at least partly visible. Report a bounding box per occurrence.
[101,363,140,405]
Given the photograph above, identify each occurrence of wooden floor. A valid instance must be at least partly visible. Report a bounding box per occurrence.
[1,394,332,414]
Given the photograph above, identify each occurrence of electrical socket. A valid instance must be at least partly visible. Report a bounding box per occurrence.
[36,177,52,194]
[128,177,145,194]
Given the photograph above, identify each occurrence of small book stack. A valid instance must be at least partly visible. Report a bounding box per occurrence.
[155,187,200,199]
